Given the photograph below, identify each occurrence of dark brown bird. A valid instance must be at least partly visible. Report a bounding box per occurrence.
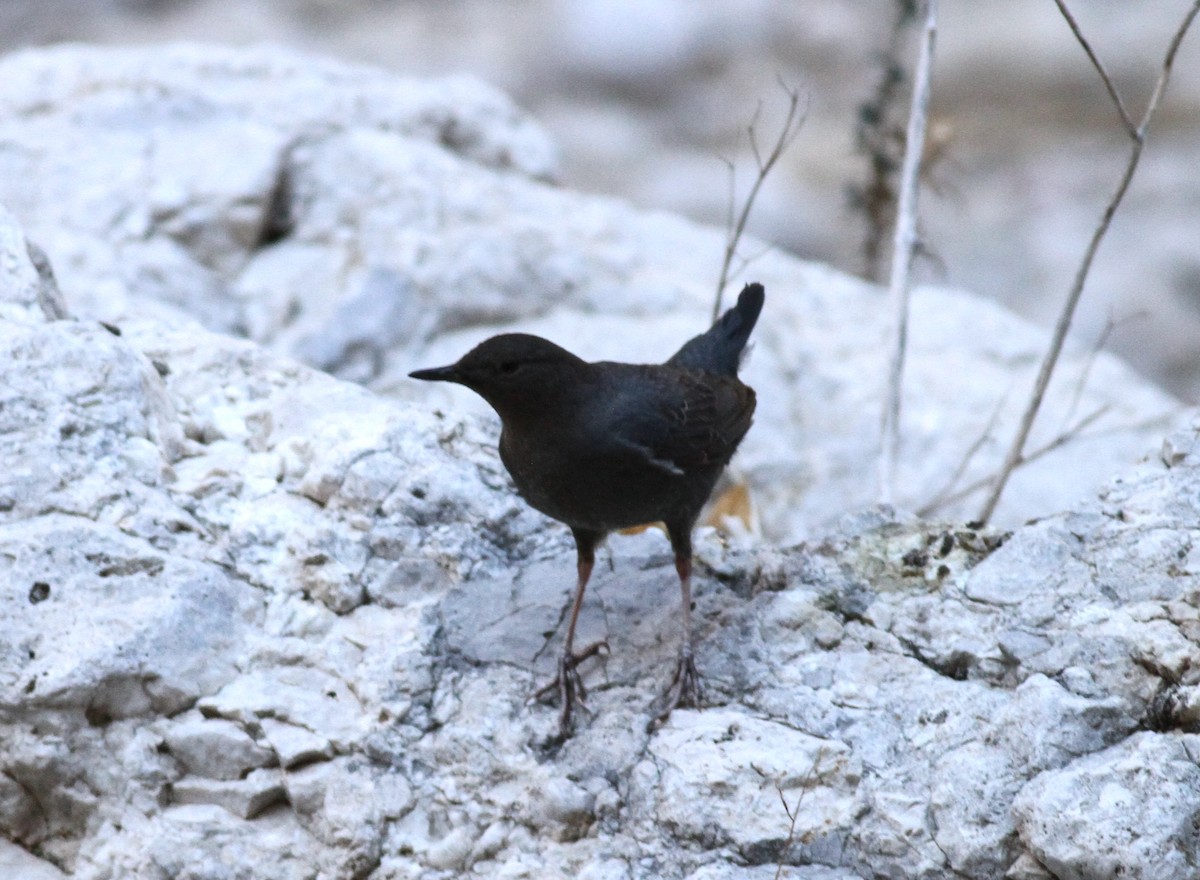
[410,282,764,732]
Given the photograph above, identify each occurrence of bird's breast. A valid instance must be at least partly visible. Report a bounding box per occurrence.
[497,424,721,533]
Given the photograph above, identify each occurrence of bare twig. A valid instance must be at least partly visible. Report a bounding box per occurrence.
[1052,0,1136,134]
[879,0,938,504]
[977,0,1200,524]
[1059,312,1126,431]
[922,405,1112,515]
[721,153,737,254]
[922,307,1133,517]
[772,779,802,880]
[713,80,806,321]
[916,392,1009,516]
[750,747,826,880]
[924,404,1110,515]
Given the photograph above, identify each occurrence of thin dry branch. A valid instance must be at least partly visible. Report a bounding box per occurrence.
[878,0,938,504]
[713,80,806,321]
[921,308,1130,517]
[772,779,802,880]
[1053,0,1136,133]
[751,747,825,880]
[916,392,1008,516]
[976,0,1200,524]
[920,404,1111,516]
[1058,312,1132,431]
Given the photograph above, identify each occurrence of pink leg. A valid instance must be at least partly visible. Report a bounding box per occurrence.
[655,551,703,724]
[534,531,608,734]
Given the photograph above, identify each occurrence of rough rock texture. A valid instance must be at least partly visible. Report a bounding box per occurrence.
[1013,732,1200,880]
[4,1,1200,400]
[1,45,1199,880]
[0,43,1183,542]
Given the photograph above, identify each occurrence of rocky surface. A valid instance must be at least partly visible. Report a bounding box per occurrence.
[3,1,1200,399]
[1,44,1198,880]
[0,43,1183,542]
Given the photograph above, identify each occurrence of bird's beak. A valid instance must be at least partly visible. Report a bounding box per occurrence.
[408,364,461,383]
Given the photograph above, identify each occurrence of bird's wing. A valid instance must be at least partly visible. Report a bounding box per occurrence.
[592,367,756,476]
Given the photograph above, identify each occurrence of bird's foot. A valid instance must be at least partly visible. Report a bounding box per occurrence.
[533,641,608,734]
[652,651,703,727]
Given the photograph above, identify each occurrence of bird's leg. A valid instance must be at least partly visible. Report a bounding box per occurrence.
[534,530,608,733]
[656,548,704,724]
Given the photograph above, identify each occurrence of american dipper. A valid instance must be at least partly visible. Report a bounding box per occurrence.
[410,282,764,732]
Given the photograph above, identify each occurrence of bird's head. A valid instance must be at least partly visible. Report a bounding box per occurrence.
[409,333,588,423]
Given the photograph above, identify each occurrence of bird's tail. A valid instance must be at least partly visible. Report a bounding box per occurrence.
[666,283,765,376]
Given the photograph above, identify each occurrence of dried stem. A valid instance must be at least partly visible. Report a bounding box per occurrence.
[976,0,1200,524]
[921,309,1126,517]
[920,404,1110,516]
[713,80,806,322]
[751,747,825,880]
[917,393,1008,516]
[1059,313,1125,431]
[1052,0,1136,134]
[878,0,938,504]
[771,779,801,880]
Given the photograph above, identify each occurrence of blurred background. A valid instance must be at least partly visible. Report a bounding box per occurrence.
[3,0,1199,399]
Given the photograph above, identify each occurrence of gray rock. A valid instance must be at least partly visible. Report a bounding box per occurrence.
[0,43,1182,543]
[259,718,334,769]
[73,804,332,880]
[632,708,860,866]
[0,518,257,719]
[1,43,1199,880]
[171,768,287,819]
[0,202,43,322]
[1013,733,1200,880]
[530,776,596,839]
[197,666,370,754]
[161,712,275,781]
[4,1,1200,396]
[0,839,67,880]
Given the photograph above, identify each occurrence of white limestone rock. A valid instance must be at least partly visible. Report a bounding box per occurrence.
[0,43,1183,543]
[170,768,287,819]
[633,709,860,865]
[259,718,334,769]
[1,44,1200,880]
[1013,732,1200,880]
[685,867,861,880]
[0,41,557,334]
[0,839,67,880]
[197,665,369,754]
[74,805,335,880]
[161,712,275,781]
[1,517,257,720]
[0,203,52,323]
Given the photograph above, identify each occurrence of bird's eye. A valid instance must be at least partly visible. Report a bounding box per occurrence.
[499,361,520,374]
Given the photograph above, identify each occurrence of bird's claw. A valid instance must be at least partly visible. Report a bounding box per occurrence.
[653,651,703,726]
[533,641,609,734]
